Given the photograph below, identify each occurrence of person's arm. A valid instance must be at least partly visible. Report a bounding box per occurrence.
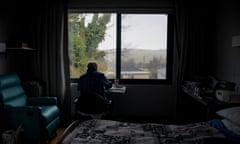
[102,75,112,89]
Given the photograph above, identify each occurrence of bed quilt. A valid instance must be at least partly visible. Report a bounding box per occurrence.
[61,119,226,144]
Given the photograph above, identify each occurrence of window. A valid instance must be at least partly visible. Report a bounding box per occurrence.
[68,10,173,84]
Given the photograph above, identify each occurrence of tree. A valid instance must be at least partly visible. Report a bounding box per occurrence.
[68,13,111,77]
[147,57,161,79]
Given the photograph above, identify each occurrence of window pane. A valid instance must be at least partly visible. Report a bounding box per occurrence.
[68,13,116,79]
[121,14,168,79]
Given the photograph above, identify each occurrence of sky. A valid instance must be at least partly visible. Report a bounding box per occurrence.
[86,14,168,50]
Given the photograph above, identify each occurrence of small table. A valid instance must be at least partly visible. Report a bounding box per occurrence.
[107,86,127,94]
[181,86,240,121]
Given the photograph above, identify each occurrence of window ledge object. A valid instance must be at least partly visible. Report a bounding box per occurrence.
[7,47,36,51]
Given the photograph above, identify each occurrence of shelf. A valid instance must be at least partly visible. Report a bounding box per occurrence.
[7,47,36,51]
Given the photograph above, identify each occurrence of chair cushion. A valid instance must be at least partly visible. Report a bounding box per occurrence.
[0,73,21,89]
[0,86,27,107]
[0,73,27,107]
[40,105,59,124]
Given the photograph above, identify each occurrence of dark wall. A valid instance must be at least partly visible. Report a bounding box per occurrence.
[214,0,240,90]
[0,1,10,74]
[0,1,35,77]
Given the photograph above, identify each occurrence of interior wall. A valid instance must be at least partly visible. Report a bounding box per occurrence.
[0,1,35,77]
[71,84,177,121]
[214,0,240,90]
[0,1,9,74]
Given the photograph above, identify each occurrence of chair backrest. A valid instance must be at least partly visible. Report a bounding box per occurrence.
[0,73,27,107]
[76,92,108,114]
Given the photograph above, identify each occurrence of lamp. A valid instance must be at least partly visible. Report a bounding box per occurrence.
[232,35,240,47]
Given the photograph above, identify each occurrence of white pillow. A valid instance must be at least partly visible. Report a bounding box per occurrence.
[222,119,240,136]
[216,106,240,126]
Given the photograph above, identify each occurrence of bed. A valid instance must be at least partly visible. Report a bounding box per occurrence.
[57,107,240,144]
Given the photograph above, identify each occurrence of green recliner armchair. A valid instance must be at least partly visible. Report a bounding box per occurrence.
[0,73,60,143]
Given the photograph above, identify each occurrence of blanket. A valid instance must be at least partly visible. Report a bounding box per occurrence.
[62,119,226,144]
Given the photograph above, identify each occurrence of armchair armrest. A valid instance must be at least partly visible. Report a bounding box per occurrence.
[4,106,42,119]
[27,97,57,106]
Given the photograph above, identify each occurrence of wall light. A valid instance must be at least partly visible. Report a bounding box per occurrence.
[232,35,240,47]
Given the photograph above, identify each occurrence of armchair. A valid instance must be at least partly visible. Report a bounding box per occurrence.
[0,73,60,143]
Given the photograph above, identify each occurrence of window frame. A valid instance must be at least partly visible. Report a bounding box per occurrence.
[68,9,174,85]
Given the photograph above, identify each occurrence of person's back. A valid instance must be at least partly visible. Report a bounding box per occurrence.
[77,62,112,102]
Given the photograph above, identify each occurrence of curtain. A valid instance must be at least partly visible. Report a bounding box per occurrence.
[33,0,72,126]
[174,0,213,121]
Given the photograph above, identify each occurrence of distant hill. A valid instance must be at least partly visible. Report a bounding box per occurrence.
[104,48,166,64]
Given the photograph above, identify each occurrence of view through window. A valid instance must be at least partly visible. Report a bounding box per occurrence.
[68,12,171,83]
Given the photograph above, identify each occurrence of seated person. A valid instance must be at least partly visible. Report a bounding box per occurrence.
[77,61,112,104]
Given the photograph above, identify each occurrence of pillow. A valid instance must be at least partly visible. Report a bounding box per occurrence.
[222,119,240,136]
[216,106,240,126]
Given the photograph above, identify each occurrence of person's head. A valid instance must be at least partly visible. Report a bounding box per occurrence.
[87,61,98,72]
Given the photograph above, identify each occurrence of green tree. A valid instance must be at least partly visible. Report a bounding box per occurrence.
[68,13,111,77]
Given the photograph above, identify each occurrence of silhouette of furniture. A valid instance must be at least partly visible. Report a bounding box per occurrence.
[0,73,60,143]
[74,92,111,120]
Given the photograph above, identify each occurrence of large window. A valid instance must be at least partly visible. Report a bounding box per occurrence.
[68,10,173,84]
